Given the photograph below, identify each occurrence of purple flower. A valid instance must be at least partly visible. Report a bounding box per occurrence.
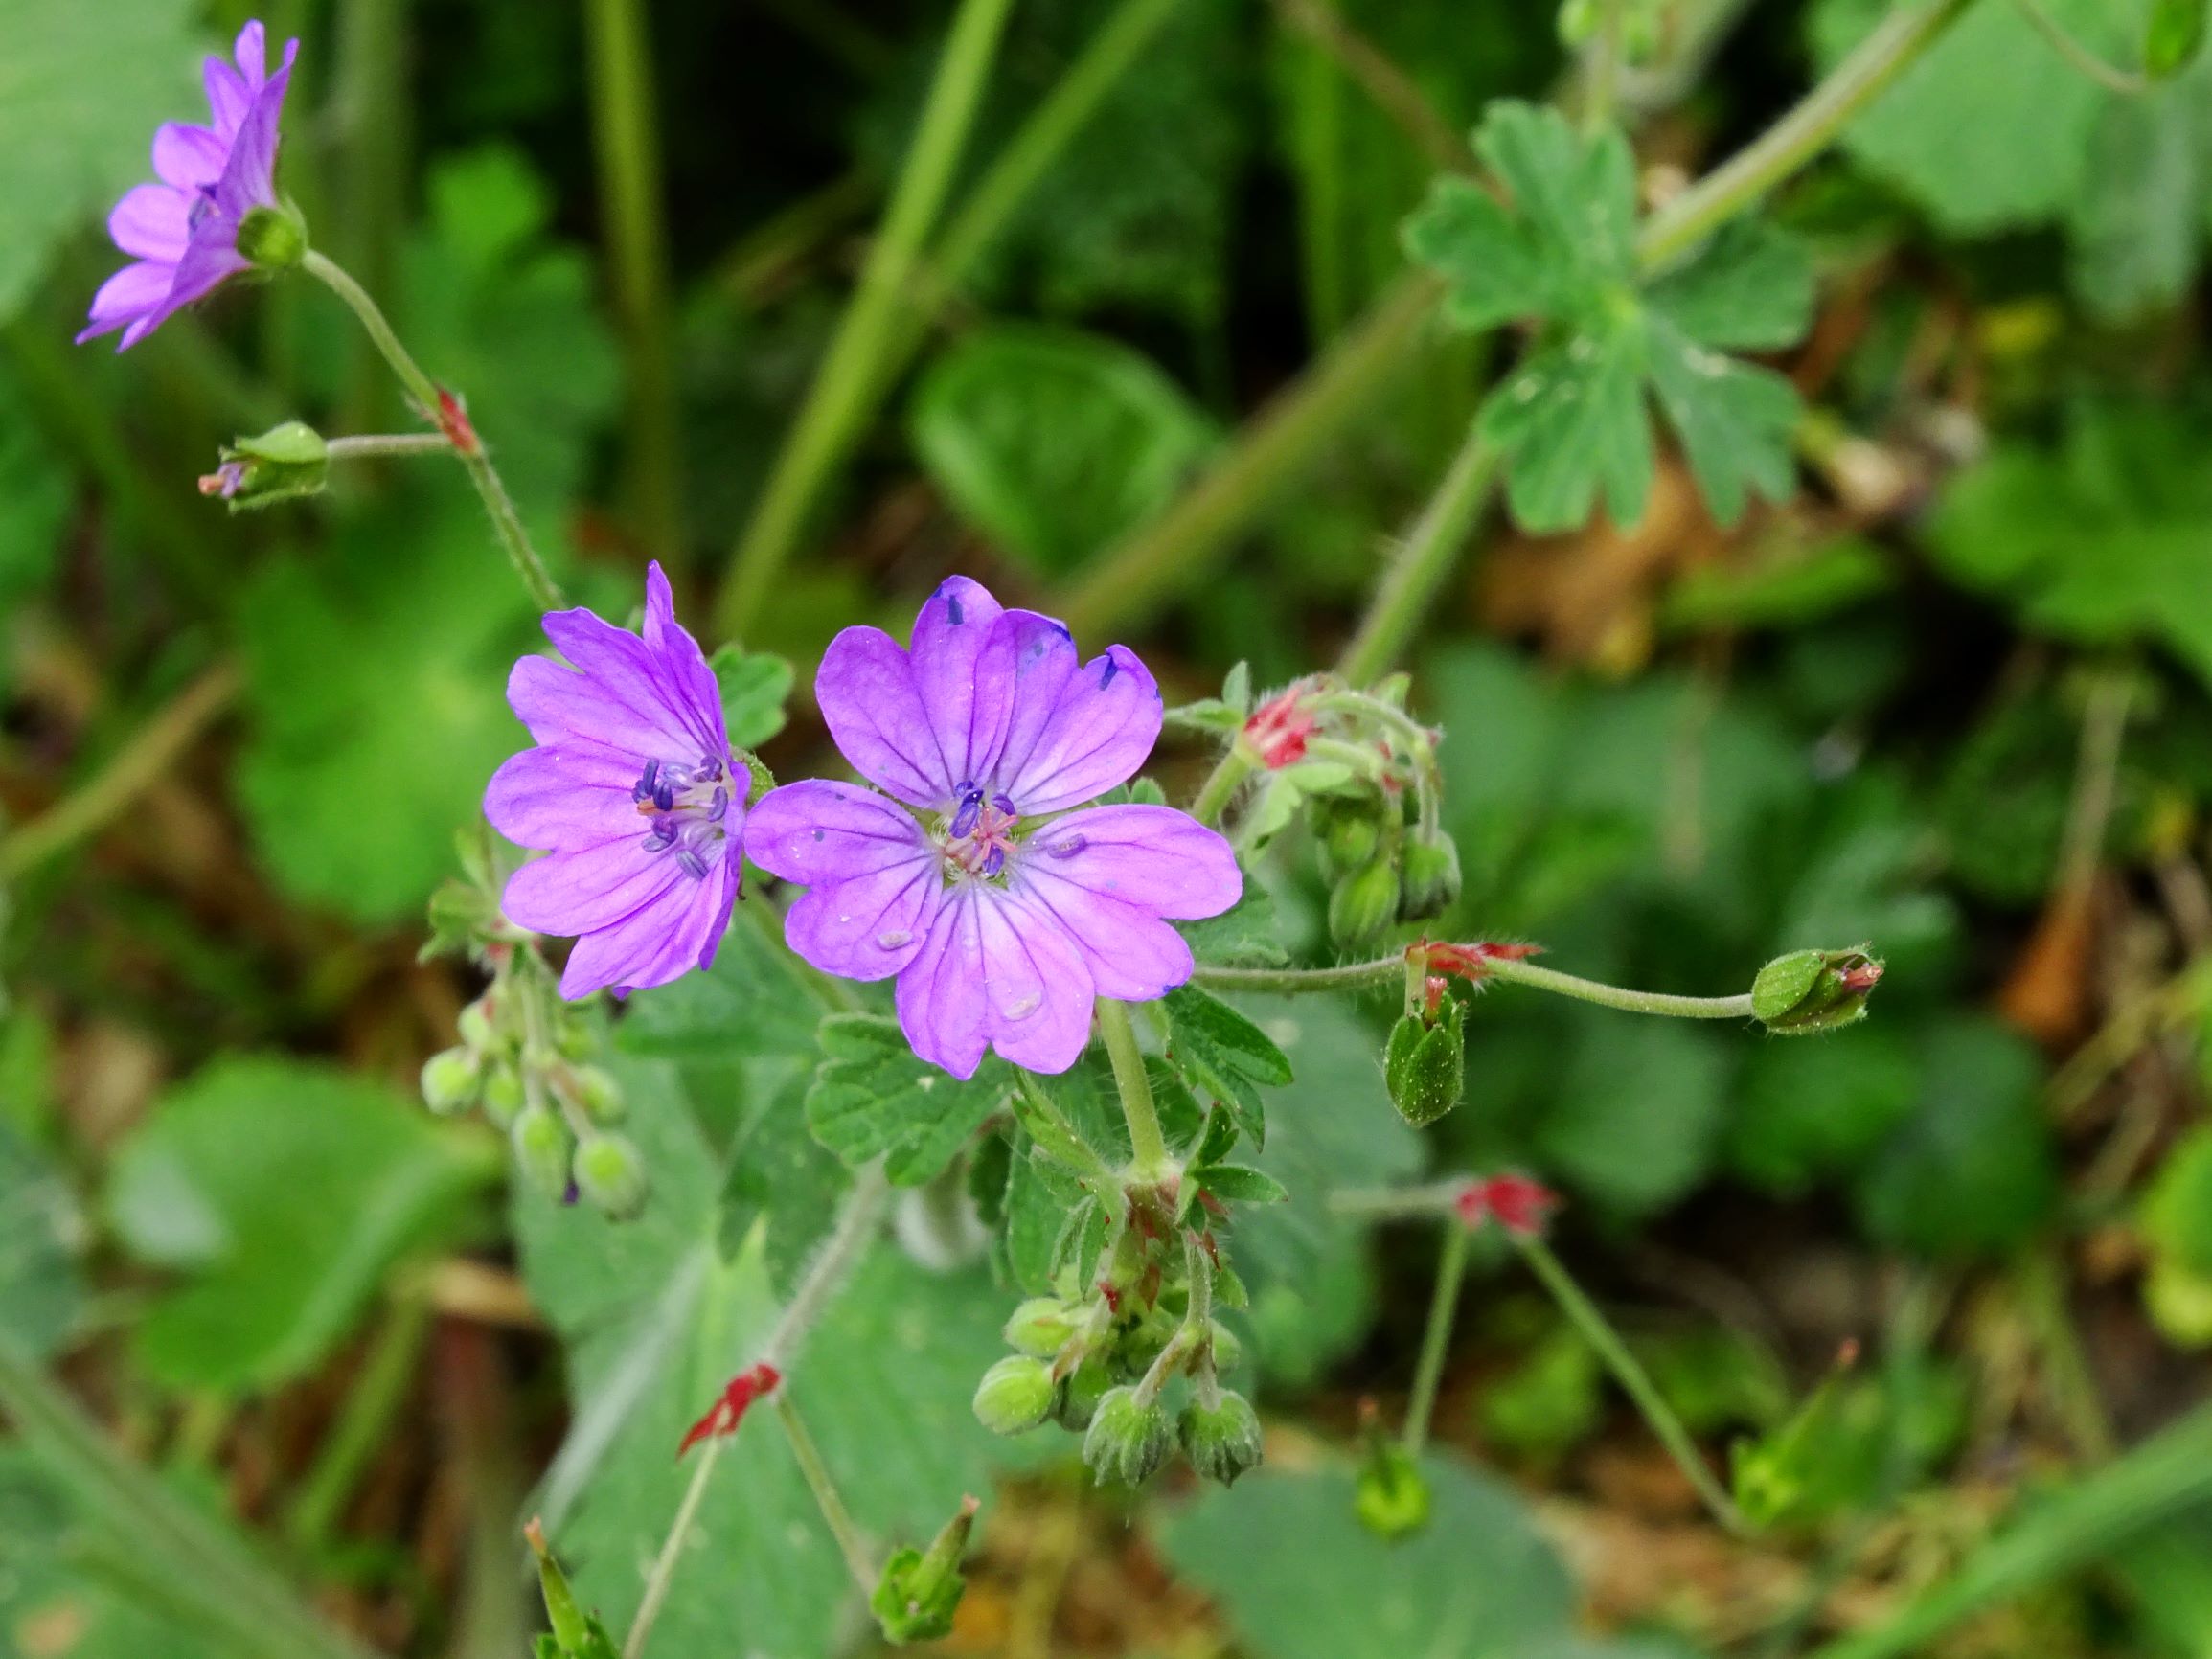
[485,563,743,999]
[745,577,1242,1079]
[79,21,298,351]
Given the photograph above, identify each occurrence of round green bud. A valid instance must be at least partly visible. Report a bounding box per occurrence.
[1322,803,1382,882]
[1206,1320,1244,1375]
[1002,1297,1081,1358]
[481,1062,525,1129]
[574,1132,649,1220]
[1328,859,1402,950]
[1179,1391,1265,1487]
[1752,947,1884,1035]
[1052,1356,1115,1431]
[572,1065,627,1125]
[1082,1386,1171,1487]
[235,202,307,270]
[1383,1000,1467,1127]
[511,1104,573,1199]
[457,997,498,1053]
[419,1047,482,1116]
[1399,830,1463,920]
[555,1021,594,1061]
[1355,1441,1432,1539]
[971,1355,1055,1436]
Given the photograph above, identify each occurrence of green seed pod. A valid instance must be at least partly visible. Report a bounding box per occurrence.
[1321,800,1383,882]
[1053,1356,1114,1431]
[1082,1386,1172,1486]
[1383,999,1467,1127]
[457,997,498,1054]
[1752,947,1884,1035]
[573,1132,649,1220]
[571,1065,627,1125]
[481,1062,526,1129]
[419,1047,482,1117]
[235,203,307,270]
[1178,1391,1264,1487]
[1001,1297,1081,1358]
[512,1104,573,1200]
[1328,859,1402,950]
[972,1356,1055,1436]
[1398,830,1463,920]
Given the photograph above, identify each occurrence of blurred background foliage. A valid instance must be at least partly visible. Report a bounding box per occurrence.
[6,0,2212,1655]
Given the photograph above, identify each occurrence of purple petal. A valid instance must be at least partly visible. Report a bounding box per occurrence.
[635,561,727,748]
[896,888,991,1079]
[816,625,954,807]
[1012,863,1194,1003]
[973,887,1096,1073]
[109,185,189,260]
[907,576,1008,793]
[152,123,226,190]
[785,858,943,981]
[167,234,251,309]
[559,858,737,998]
[231,20,268,83]
[507,655,687,760]
[77,261,172,344]
[978,610,1079,794]
[503,843,686,938]
[484,741,646,851]
[744,780,930,884]
[541,606,722,756]
[996,645,1162,814]
[212,53,294,220]
[1025,805,1243,919]
[203,52,252,135]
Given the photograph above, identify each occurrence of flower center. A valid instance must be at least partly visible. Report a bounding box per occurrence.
[633,754,732,881]
[939,785,1021,879]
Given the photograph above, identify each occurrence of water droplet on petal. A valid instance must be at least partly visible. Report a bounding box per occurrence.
[1004,992,1042,1020]
[877,929,913,949]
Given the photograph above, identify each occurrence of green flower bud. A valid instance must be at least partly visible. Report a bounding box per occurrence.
[482,1062,526,1129]
[1383,998,1467,1127]
[1320,800,1382,882]
[1207,1320,1244,1375]
[458,997,498,1053]
[1178,1391,1264,1487]
[1752,947,1884,1035]
[420,1047,482,1117]
[235,202,307,270]
[1053,1356,1114,1431]
[972,1356,1055,1435]
[572,1065,626,1125]
[1328,859,1402,950]
[512,1104,573,1200]
[1355,1439,1431,1539]
[201,420,328,511]
[1082,1386,1171,1486]
[525,1518,616,1657]
[573,1133,648,1220]
[1398,830,1463,920]
[1001,1297,1081,1358]
[870,1497,977,1645]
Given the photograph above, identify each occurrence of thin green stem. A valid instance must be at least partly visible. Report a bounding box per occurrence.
[1582,0,1627,132]
[1402,1220,1469,1457]
[1516,1237,1749,1537]
[1188,744,1259,829]
[1196,950,1757,1019]
[1096,999,1172,1178]
[285,1288,432,1550]
[621,1435,722,1659]
[773,1391,878,1592]
[331,0,409,429]
[585,0,688,567]
[717,0,1018,639]
[1266,0,1477,175]
[0,662,240,881]
[1329,1179,1472,1221]
[1634,0,1977,269]
[1336,420,1500,685]
[2012,0,2151,94]
[324,432,453,463]
[300,249,565,613]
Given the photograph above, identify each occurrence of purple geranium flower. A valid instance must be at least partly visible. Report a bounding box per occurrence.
[79,21,298,351]
[485,563,743,999]
[745,577,1242,1079]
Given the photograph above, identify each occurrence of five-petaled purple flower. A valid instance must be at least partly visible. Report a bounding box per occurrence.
[486,563,743,999]
[746,577,1242,1079]
[79,21,297,351]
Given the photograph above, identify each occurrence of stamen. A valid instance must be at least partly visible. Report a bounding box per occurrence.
[950,787,984,838]
[676,848,709,880]
[980,845,1005,877]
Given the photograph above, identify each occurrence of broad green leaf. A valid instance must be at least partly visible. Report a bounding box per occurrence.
[1853,1018,2057,1258]
[1162,983,1293,1148]
[910,325,1217,577]
[805,1012,1012,1185]
[1642,221,1816,352]
[104,1057,491,1392]
[1194,1163,1289,1205]
[1534,1014,1732,1216]
[721,1075,851,1295]
[1155,1457,1578,1659]
[1472,102,1638,285]
[709,646,795,751]
[1401,175,1570,330]
[1478,313,1655,532]
[1727,1025,1921,1196]
[1643,314,1801,528]
[0,1118,84,1359]
[2066,91,2203,322]
[0,0,200,325]
[234,497,540,922]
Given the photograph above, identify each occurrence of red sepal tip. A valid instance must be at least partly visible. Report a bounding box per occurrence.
[677,1361,781,1459]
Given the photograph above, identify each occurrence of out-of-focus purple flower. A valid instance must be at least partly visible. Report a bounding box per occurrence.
[485,563,743,999]
[79,21,299,351]
[746,577,1242,1079]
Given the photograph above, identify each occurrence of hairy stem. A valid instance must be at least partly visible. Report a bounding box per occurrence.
[622,1437,723,1659]
[324,432,454,462]
[1516,1237,1749,1536]
[773,1392,878,1592]
[1335,420,1500,685]
[1267,0,1477,175]
[0,661,240,881]
[2012,0,2151,95]
[1196,950,1757,1020]
[1097,999,1172,1178]
[301,249,564,612]
[1402,1220,1469,1456]
[1189,743,1260,829]
[717,0,1017,638]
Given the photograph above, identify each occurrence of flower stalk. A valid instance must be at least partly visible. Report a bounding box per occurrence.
[1197,945,1758,1021]
[774,1391,879,1593]
[1401,1219,1469,1457]
[1097,998,1173,1180]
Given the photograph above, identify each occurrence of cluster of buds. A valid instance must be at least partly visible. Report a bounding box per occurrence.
[973,1214,1260,1489]
[1243,675,1462,949]
[419,827,648,1220]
